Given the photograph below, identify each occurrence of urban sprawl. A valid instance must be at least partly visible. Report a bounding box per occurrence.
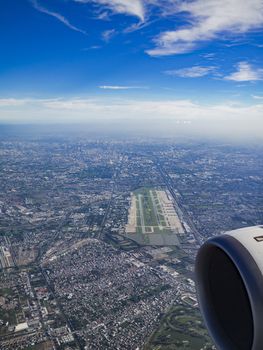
[0,137,262,350]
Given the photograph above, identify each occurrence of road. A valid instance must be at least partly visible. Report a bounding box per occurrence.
[97,156,124,239]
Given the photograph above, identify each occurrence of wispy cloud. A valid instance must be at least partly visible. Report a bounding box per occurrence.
[99,85,147,90]
[30,1,263,53]
[82,45,101,51]
[30,0,87,35]
[147,0,263,56]
[74,0,145,21]
[225,62,263,82]
[102,29,116,42]
[201,53,216,59]
[165,66,216,78]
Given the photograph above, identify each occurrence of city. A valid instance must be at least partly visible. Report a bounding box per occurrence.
[0,137,262,349]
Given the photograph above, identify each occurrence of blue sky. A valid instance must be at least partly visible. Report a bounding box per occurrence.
[0,0,263,139]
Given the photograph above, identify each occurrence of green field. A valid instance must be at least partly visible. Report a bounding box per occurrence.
[144,305,213,350]
[135,188,169,232]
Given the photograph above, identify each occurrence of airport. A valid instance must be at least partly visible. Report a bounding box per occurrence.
[126,188,185,246]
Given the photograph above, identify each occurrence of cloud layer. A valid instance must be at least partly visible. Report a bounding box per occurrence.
[1,97,262,141]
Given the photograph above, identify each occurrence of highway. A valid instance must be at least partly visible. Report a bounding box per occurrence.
[97,156,124,239]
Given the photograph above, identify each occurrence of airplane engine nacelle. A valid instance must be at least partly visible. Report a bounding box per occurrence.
[195,226,263,350]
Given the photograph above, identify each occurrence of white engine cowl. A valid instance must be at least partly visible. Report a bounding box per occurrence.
[195,226,263,350]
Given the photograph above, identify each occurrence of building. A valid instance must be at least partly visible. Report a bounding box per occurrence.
[0,246,14,269]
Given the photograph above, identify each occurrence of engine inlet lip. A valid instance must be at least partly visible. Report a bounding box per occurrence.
[195,234,263,350]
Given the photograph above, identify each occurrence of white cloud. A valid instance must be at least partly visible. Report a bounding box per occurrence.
[29,1,263,50]
[165,66,215,78]
[74,0,145,21]
[147,0,263,56]
[99,85,147,90]
[225,62,263,81]
[30,0,87,35]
